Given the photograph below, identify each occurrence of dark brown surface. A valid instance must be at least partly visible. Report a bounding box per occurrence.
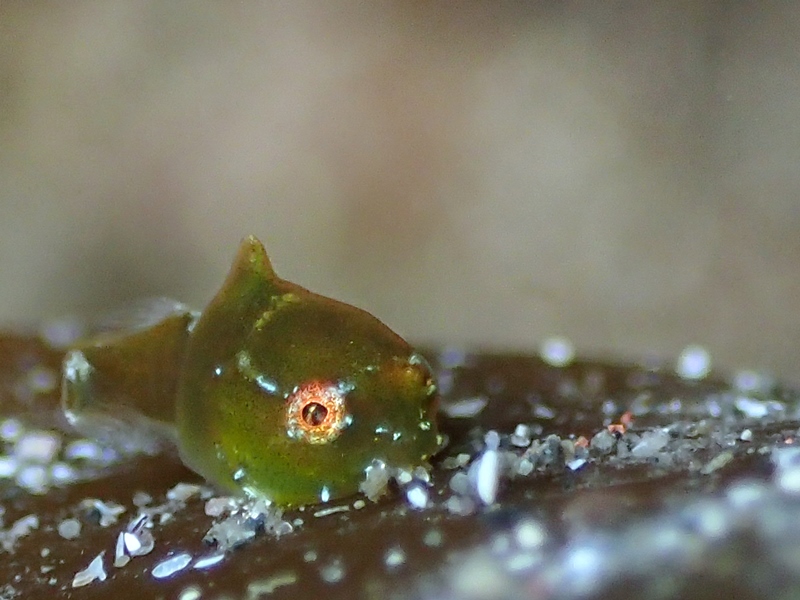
[1,334,798,599]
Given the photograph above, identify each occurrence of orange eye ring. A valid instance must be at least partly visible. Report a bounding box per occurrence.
[285,381,349,444]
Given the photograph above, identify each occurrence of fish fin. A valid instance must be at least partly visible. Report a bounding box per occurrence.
[93,297,198,335]
[62,349,176,455]
[231,235,277,282]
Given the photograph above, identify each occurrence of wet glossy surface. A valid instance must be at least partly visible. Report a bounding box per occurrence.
[2,334,800,599]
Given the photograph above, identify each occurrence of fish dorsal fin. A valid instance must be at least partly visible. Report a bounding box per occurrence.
[190,236,282,350]
[229,235,277,283]
[215,235,281,301]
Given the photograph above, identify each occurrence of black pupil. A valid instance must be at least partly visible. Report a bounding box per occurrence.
[302,402,328,427]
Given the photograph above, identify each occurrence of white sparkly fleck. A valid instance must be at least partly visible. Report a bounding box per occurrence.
[57,518,81,540]
[384,546,406,569]
[514,520,546,549]
[177,586,202,600]
[630,429,670,458]
[726,481,767,510]
[772,447,800,471]
[319,486,331,503]
[532,404,555,419]
[273,521,294,537]
[489,532,510,555]
[449,471,470,495]
[123,532,143,554]
[676,345,711,380]
[505,552,539,572]
[320,558,345,583]
[562,543,605,595]
[445,494,476,516]
[539,336,575,367]
[773,447,800,495]
[601,399,618,415]
[395,469,413,486]
[406,484,429,509]
[423,529,443,547]
[63,439,108,462]
[114,532,129,568]
[152,552,192,579]
[246,497,273,519]
[412,466,431,482]
[706,398,722,417]
[246,572,298,595]
[683,501,729,539]
[71,552,106,588]
[1,514,39,552]
[441,396,488,418]
[777,467,800,495]
[485,430,500,449]
[124,514,155,556]
[510,424,531,448]
[25,366,58,394]
[732,369,772,393]
[313,505,349,518]
[740,429,753,442]
[204,515,256,550]
[0,419,24,442]
[82,499,126,527]
[133,530,157,556]
[50,462,78,483]
[359,460,392,501]
[700,451,734,475]
[470,431,501,505]
[166,483,202,502]
[204,496,241,517]
[0,457,17,478]
[567,458,587,471]
[15,465,48,493]
[132,491,153,507]
[448,552,508,598]
[193,553,225,570]
[516,458,534,476]
[734,397,769,419]
[590,430,617,453]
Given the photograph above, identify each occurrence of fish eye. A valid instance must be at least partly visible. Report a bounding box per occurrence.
[301,401,329,426]
[285,381,349,444]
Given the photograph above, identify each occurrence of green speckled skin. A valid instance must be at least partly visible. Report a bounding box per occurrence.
[63,236,442,506]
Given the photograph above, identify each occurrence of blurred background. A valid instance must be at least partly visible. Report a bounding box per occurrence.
[1,2,799,379]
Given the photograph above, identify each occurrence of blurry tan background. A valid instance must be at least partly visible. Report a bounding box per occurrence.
[1,2,799,378]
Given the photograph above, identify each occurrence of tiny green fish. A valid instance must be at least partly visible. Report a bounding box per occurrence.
[62,236,442,506]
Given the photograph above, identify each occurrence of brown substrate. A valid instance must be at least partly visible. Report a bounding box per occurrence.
[0,335,797,599]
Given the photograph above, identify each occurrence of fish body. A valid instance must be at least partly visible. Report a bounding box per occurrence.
[63,236,442,506]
